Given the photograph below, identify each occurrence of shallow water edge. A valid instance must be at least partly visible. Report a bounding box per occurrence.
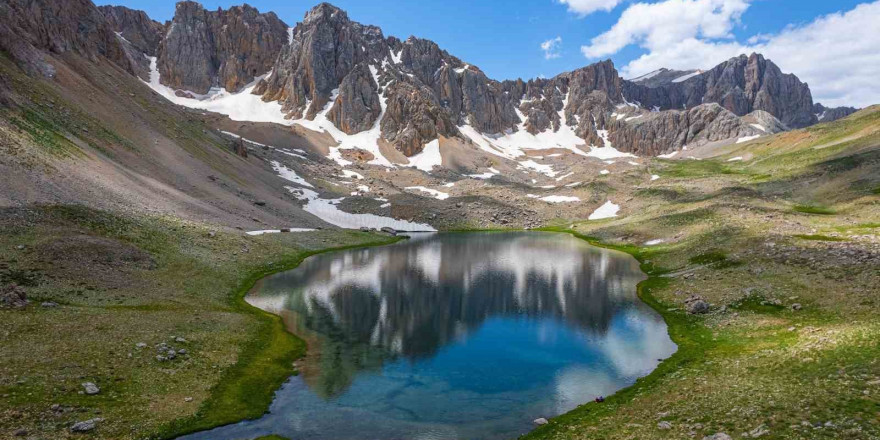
[171,230,680,440]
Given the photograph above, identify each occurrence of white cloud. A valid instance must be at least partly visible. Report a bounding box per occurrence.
[559,0,623,16]
[583,0,880,108]
[581,0,750,58]
[541,36,563,59]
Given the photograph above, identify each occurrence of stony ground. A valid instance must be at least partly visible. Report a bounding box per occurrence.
[0,206,398,439]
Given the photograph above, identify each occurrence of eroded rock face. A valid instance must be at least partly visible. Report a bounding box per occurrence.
[98,5,165,57]
[623,54,817,129]
[258,3,387,120]
[381,80,458,156]
[0,0,135,77]
[157,1,288,94]
[327,63,381,134]
[259,3,520,156]
[608,104,764,156]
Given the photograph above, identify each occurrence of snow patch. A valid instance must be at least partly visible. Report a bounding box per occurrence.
[750,123,767,133]
[143,56,290,125]
[727,156,744,162]
[645,239,665,246]
[736,135,761,144]
[555,172,574,182]
[672,71,702,83]
[271,161,313,188]
[287,187,435,231]
[405,186,449,200]
[539,195,580,203]
[651,174,660,181]
[246,228,316,236]
[518,160,557,178]
[586,130,637,160]
[588,201,620,220]
[407,139,442,172]
[631,69,662,82]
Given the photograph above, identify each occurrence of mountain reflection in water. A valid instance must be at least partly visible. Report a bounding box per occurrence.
[181,232,676,440]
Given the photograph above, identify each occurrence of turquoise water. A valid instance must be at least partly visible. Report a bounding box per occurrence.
[179,232,676,440]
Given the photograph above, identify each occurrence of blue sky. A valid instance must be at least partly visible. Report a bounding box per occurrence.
[97,0,880,107]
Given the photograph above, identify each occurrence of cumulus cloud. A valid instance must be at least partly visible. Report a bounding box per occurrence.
[581,0,880,108]
[541,36,563,59]
[558,0,623,16]
[581,0,750,58]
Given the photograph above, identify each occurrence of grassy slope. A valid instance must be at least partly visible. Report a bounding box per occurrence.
[0,206,399,439]
[527,108,880,439]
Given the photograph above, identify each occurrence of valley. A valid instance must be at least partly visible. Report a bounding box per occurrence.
[0,1,878,439]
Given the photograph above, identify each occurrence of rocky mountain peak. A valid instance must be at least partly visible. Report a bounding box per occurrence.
[156,1,288,94]
[303,2,349,25]
[623,53,816,129]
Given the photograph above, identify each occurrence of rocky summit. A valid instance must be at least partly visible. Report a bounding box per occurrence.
[157,1,289,94]
[83,1,850,157]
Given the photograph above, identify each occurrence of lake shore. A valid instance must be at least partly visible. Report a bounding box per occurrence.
[3,200,878,439]
[0,206,401,439]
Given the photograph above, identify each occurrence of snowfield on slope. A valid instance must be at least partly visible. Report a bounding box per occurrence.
[287,187,436,231]
[588,201,620,220]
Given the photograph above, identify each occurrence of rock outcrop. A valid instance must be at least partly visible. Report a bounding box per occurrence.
[327,63,382,134]
[258,3,520,155]
[99,5,165,57]
[813,103,859,123]
[623,54,817,129]
[157,1,288,94]
[608,103,764,156]
[0,0,135,78]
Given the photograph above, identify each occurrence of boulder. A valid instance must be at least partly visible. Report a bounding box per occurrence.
[82,382,100,395]
[685,296,711,315]
[0,284,28,309]
[70,418,103,433]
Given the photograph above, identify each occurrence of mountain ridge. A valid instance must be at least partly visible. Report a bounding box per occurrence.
[0,0,861,159]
